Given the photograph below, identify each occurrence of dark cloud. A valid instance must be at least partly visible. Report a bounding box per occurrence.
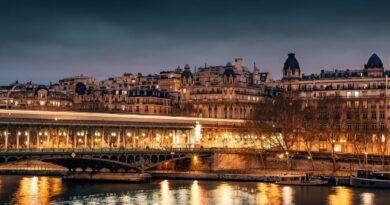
[1,0,390,84]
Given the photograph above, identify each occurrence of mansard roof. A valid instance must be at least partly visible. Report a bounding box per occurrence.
[181,64,193,79]
[75,82,87,95]
[283,53,300,71]
[365,53,383,69]
[223,67,235,77]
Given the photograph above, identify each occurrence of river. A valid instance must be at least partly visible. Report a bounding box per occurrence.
[0,175,389,204]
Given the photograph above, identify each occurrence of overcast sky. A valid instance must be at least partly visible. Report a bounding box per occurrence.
[1,0,390,84]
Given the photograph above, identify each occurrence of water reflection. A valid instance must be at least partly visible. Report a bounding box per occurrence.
[12,176,62,205]
[0,176,388,205]
[360,192,374,205]
[190,180,202,205]
[328,186,353,205]
[160,180,173,205]
[282,186,294,205]
[257,183,282,205]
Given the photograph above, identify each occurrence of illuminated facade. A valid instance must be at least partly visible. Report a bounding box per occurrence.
[0,82,73,110]
[180,59,272,119]
[279,53,390,154]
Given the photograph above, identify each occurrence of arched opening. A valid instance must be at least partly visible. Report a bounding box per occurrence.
[119,155,126,162]
[158,155,165,162]
[110,155,118,161]
[127,155,134,164]
[151,155,158,163]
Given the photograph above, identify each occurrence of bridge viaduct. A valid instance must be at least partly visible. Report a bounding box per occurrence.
[0,109,250,172]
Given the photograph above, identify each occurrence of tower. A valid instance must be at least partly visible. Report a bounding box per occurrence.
[364,53,384,78]
[282,53,301,92]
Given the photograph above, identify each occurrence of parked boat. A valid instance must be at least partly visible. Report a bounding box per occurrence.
[351,169,390,188]
[275,174,328,186]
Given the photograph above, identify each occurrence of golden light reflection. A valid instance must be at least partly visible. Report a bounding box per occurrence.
[328,186,353,205]
[256,183,282,205]
[160,180,173,205]
[190,180,203,205]
[282,186,294,205]
[14,176,62,205]
[215,183,233,205]
[360,193,374,205]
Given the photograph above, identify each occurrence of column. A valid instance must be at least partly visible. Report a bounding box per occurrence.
[36,128,39,149]
[26,130,30,149]
[55,127,59,149]
[73,128,77,149]
[186,130,190,148]
[91,128,95,149]
[162,128,166,147]
[108,130,111,149]
[84,129,87,148]
[102,128,105,148]
[117,128,120,148]
[4,129,8,151]
[46,128,50,149]
[148,128,151,148]
[16,131,20,150]
[132,128,136,148]
[66,128,69,148]
[122,128,126,148]
[173,129,177,148]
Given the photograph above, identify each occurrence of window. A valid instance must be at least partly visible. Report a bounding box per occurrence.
[380,111,385,119]
[372,112,377,119]
[363,112,368,119]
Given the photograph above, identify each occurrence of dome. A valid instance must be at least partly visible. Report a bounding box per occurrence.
[365,53,383,69]
[283,53,300,71]
[36,85,48,91]
[223,68,235,77]
[35,85,48,94]
[181,64,193,79]
[75,82,87,95]
[226,62,233,67]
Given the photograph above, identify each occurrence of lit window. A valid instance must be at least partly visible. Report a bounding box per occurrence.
[354,91,359,98]
[334,144,341,152]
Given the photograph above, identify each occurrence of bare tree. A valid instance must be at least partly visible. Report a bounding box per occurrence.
[250,95,303,170]
[317,95,345,175]
[301,101,319,170]
[376,130,388,170]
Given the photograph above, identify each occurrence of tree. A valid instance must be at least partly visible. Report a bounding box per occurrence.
[376,131,388,170]
[301,101,319,170]
[317,95,345,175]
[250,95,303,170]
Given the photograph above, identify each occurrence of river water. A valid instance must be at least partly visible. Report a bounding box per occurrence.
[0,175,389,205]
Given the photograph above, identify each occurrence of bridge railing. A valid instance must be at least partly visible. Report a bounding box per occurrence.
[0,147,220,153]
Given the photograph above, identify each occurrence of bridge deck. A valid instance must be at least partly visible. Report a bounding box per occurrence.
[0,109,245,128]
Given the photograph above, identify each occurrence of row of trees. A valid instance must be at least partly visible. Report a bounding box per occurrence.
[249,94,389,173]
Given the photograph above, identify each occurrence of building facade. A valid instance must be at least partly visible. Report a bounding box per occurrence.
[278,53,390,155]
[180,59,272,119]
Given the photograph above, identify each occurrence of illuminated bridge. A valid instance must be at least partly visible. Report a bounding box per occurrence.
[0,109,254,172]
[0,109,248,150]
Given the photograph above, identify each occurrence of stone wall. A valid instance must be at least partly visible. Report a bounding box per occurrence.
[155,153,390,172]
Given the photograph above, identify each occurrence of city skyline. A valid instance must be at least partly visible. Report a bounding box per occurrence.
[2,0,390,84]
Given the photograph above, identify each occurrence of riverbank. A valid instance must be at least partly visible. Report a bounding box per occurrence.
[63,172,151,183]
[148,170,278,182]
[147,170,351,185]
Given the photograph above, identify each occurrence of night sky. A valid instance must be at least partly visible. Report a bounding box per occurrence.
[1,0,390,84]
